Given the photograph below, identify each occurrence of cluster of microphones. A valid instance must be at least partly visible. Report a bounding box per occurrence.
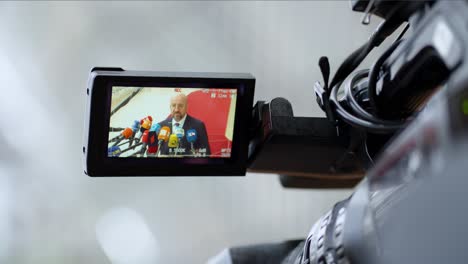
[108,116,199,157]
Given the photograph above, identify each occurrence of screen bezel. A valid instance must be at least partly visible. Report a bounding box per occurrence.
[85,72,255,176]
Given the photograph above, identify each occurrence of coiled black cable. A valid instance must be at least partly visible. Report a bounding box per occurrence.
[329,79,402,134]
[344,69,404,128]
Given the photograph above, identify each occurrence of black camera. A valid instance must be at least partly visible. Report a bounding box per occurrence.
[83,67,370,185]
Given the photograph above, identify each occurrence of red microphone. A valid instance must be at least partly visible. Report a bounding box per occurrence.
[148,131,158,146]
[142,130,149,144]
[147,145,158,156]
[147,130,159,156]
[137,130,150,156]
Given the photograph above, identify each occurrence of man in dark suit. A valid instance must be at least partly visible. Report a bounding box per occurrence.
[157,93,211,156]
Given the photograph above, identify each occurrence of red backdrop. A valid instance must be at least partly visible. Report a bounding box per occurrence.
[186,90,233,157]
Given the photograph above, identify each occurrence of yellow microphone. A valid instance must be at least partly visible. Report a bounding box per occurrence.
[168,134,179,148]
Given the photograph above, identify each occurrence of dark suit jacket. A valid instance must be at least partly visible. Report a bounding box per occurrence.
[158,114,211,156]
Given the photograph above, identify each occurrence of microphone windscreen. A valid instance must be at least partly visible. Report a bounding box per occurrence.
[108,146,121,157]
[175,127,185,139]
[147,145,158,154]
[186,129,197,143]
[168,134,178,148]
[131,120,140,132]
[150,123,161,134]
[148,132,158,146]
[141,130,150,143]
[141,117,152,130]
[122,127,134,139]
[158,126,171,141]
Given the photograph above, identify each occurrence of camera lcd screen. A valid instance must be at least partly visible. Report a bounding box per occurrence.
[84,69,255,176]
[108,87,237,159]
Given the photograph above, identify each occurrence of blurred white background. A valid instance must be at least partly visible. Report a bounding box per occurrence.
[0,1,387,263]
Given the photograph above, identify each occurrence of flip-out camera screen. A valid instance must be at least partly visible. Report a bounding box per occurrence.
[108,87,237,159]
[83,68,255,176]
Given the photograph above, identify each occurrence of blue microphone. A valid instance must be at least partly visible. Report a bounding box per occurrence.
[173,127,185,156]
[148,123,162,147]
[131,120,140,132]
[129,120,141,147]
[108,146,122,157]
[150,123,161,134]
[175,127,185,141]
[186,129,197,155]
[187,129,197,142]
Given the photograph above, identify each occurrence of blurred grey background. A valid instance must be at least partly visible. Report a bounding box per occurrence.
[0,1,388,263]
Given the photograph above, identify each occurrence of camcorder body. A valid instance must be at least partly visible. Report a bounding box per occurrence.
[83,0,468,263]
[83,69,367,182]
[297,1,468,263]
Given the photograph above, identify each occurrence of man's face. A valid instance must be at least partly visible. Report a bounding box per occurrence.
[170,95,187,122]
